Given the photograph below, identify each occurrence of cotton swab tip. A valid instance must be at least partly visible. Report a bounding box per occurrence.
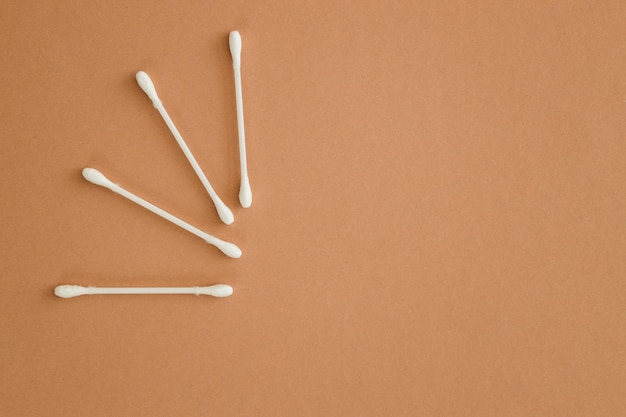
[135,71,160,105]
[55,285,88,298]
[215,201,235,225]
[82,168,115,189]
[229,31,242,67]
[204,284,233,297]
[239,177,252,208]
[214,241,242,258]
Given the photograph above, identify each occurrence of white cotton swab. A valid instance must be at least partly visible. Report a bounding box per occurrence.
[82,168,241,258]
[55,284,233,299]
[135,71,235,225]
[229,31,252,208]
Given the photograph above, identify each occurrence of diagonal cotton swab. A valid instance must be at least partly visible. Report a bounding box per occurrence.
[229,31,252,208]
[82,168,241,258]
[55,284,233,298]
[135,71,234,225]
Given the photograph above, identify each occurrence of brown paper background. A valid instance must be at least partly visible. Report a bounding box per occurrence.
[1,1,625,415]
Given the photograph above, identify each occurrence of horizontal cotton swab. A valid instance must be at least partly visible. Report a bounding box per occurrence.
[55,284,233,298]
[229,31,252,208]
[135,71,234,225]
[82,168,241,258]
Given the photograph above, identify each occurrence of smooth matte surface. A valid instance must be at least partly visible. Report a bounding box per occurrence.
[1,1,626,416]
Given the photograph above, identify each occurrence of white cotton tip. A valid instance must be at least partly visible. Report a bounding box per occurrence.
[54,285,88,298]
[135,71,160,105]
[239,176,252,208]
[215,200,235,225]
[229,31,242,68]
[204,284,233,297]
[214,241,242,258]
[82,168,115,190]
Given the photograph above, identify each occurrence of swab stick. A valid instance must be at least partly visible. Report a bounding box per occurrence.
[55,284,233,298]
[135,71,234,225]
[82,168,241,258]
[229,31,252,208]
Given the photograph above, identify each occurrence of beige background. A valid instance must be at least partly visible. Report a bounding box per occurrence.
[1,1,626,415]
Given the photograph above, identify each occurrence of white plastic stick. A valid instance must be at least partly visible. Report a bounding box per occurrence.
[55,284,233,299]
[82,168,241,258]
[135,71,234,225]
[229,31,252,208]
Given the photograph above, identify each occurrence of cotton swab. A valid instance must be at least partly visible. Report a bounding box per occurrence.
[55,284,233,298]
[229,31,252,208]
[82,168,241,258]
[135,71,235,225]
